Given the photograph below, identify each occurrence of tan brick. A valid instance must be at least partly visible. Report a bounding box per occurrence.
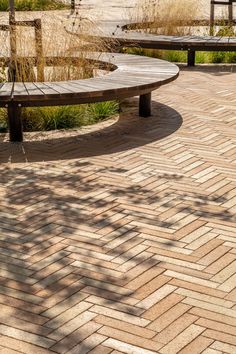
[69,333,107,354]
[148,303,191,332]
[143,293,184,321]
[210,341,236,354]
[164,270,219,288]
[179,335,214,354]
[126,266,164,291]
[201,348,222,354]
[98,326,163,352]
[204,330,236,346]
[204,253,236,275]
[88,345,113,354]
[190,238,223,257]
[218,273,236,292]
[94,315,156,339]
[136,284,176,310]
[159,324,205,354]
[90,305,150,327]
[182,297,236,319]
[48,311,97,341]
[50,321,102,354]
[103,338,158,354]
[175,288,234,308]
[198,245,231,266]
[154,313,198,344]
[196,318,236,336]
[189,307,236,327]
[212,260,236,283]
[0,325,55,349]
[44,301,92,329]
[170,278,226,298]
[0,336,53,354]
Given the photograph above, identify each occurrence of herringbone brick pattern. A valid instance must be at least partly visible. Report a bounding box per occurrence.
[0,67,235,353]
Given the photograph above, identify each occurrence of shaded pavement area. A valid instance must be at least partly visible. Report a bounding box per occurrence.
[0,67,236,353]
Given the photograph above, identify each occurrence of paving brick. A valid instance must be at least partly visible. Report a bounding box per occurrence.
[103,338,158,354]
[142,293,184,321]
[50,321,102,354]
[154,313,198,344]
[69,333,107,354]
[179,336,214,354]
[135,274,171,300]
[196,318,236,336]
[210,341,236,354]
[204,330,236,346]
[159,324,205,354]
[48,311,97,341]
[0,336,54,354]
[98,326,163,352]
[136,284,176,310]
[0,52,236,354]
[94,315,156,339]
[90,306,150,327]
[0,325,55,348]
[148,303,191,332]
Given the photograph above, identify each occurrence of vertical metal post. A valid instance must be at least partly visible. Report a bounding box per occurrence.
[34,18,44,81]
[8,0,17,81]
[7,103,23,142]
[187,50,196,66]
[139,93,151,117]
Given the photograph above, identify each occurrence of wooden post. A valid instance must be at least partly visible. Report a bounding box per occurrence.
[8,0,17,81]
[71,0,75,10]
[139,93,151,117]
[34,18,44,81]
[229,0,233,23]
[187,50,196,66]
[210,1,215,35]
[7,103,23,142]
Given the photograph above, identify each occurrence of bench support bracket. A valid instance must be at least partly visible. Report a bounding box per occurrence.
[7,103,23,142]
[139,93,151,117]
[188,50,196,66]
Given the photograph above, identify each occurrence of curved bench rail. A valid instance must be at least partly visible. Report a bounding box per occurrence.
[0,52,179,142]
[68,20,236,66]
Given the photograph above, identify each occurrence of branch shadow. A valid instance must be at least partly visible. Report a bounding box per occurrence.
[0,100,183,163]
[0,100,235,352]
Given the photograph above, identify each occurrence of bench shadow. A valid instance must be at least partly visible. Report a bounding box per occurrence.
[0,101,183,164]
[179,64,236,75]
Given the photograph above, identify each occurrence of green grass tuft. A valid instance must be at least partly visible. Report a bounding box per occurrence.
[0,101,119,133]
[0,0,68,11]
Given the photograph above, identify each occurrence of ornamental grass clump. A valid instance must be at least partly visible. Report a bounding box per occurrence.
[0,13,118,132]
[132,0,199,35]
[0,0,68,11]
[128,0,236,64]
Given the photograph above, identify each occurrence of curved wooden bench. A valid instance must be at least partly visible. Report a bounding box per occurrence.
[90,20,236,66]
[0,52,179,142]
[120,31,236,66]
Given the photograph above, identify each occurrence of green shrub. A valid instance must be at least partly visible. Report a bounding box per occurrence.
[0,0,68,11]
[0,101,119,133]
[123,47,236,65]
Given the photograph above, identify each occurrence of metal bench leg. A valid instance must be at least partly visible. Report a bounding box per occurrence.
[7,103,23,142]
[188,50,196,66]
[139,93,151,117]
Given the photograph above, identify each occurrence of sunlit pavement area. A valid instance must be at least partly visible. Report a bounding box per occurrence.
[0,1,236,354]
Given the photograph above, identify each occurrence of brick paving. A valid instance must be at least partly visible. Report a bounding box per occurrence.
[0,67,236,353]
